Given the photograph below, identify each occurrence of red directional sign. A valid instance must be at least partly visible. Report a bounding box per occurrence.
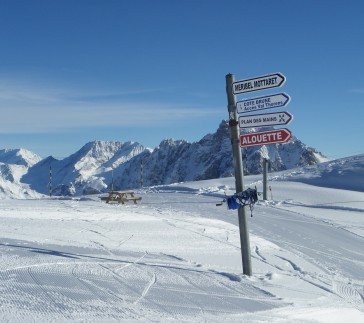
[240,128,292,148]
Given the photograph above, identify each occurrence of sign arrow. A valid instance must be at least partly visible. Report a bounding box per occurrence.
[240,128,292,148]
[239,111,293,129]
[237,93,290,114]
[233,73,286,95]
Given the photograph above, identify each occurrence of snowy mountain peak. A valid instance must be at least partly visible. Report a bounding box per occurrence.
[21,140,147,195]
[0,149,43,199]
[4,121,329,197]
[156,138,188,149]
[0,148,42,167]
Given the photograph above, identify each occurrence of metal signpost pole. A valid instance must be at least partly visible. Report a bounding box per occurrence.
[140,160,144,188]
[226,73,252,276]
[49,165,52,197]
[263,158,268,200]
[112,166,114,191]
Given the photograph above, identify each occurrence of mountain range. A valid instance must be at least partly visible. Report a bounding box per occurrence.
[0,121,328,197]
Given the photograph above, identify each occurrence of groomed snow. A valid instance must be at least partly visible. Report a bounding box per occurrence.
[0,155,364,322]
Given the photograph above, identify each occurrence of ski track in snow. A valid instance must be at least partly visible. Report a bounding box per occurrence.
[0,235,284,321]
[1,169,364,321]
[252,199,364,311]
[146,194,364,318]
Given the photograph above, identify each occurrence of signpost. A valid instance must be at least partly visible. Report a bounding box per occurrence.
[240,128,292,148]
[226,74,252,277]
[237,93,290,114]
[233,73,286,95]
[239,111,293,129]
[225,71,292,276]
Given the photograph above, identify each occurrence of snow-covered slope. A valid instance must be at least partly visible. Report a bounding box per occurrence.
[0,163,27,183]
[0,175,42,199]
[273,153,364,192]
[0,152,363,322]
[0,149,43,199]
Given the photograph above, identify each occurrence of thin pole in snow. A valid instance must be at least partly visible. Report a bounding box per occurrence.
[49,165,52,197]
[263,158,268,200]
[226,73,252,276]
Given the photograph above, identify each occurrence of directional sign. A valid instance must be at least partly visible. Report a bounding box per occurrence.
[239,111,293,129]
[233,73,286,95]
[240,128,292,148]
[237,93,290,114]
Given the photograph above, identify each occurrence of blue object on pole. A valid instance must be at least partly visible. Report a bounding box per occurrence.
[224,188,259,216]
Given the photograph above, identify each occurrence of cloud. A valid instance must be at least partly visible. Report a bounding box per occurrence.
[349,88,364,94]
[0,78,167,104]
[0,81,223,133]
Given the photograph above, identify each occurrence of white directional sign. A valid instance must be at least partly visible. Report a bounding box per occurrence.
[237,93,290,114]
[239,111,293,129]
[233,73,286,95]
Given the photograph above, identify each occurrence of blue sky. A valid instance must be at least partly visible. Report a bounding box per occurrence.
[0,0,363,159]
